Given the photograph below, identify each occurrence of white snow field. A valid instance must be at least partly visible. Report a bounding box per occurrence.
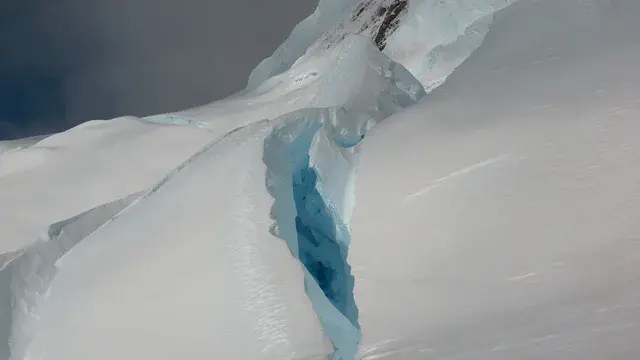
[349,0,640,358]
[1,0,640,359]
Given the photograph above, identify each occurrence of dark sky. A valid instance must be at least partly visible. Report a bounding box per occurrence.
[0,0,318,140]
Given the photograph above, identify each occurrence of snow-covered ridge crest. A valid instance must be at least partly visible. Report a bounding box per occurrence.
[248,0,516,91]
[246,0,360,91]
[0,120,268,360]
[262,35,424,360]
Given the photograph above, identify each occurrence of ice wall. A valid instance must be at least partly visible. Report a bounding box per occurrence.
[261,35,425,360]
[263,111,360,360]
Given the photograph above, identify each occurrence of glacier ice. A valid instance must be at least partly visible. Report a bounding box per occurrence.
[261,35,424,360]
[263,112,360,360]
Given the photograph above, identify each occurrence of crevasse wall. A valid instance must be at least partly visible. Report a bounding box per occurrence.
[263,111,360,360]
[261,36,425,359]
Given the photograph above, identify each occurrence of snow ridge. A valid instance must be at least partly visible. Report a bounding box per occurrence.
[263,110,361,360]
[0,121,268,360]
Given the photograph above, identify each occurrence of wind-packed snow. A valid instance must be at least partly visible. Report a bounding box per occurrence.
[349,0,640,358]
[2,0,640,359]
[0,117,212,254]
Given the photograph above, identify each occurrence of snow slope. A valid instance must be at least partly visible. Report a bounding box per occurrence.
[19,121,331,360]
[350,0,640,358]
[2,0,640,359]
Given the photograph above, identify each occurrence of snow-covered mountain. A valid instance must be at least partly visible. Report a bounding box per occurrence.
[2,0,640,359]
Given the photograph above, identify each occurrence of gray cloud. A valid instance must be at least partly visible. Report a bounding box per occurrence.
[0,0,318,139]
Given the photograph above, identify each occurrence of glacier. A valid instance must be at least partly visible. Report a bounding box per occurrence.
[2,0,640,359]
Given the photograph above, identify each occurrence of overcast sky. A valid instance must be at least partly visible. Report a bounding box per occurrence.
[0,0,318,140]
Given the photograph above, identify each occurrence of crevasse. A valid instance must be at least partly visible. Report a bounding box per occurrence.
[263,110,361,360]
[261,36,425,358]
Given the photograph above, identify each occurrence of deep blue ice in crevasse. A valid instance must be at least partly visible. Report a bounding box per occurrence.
[293,165,359,328]
[261,38,426,359]
[263,108,361,360]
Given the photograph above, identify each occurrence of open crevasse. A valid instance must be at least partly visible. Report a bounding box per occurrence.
[261,35,425,360]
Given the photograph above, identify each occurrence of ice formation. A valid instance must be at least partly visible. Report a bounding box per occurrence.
[261,35,424,359]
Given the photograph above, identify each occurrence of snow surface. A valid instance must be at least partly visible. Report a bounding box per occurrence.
[2,0,640,359]
[0,117,213,253]
[350,0,640,358]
